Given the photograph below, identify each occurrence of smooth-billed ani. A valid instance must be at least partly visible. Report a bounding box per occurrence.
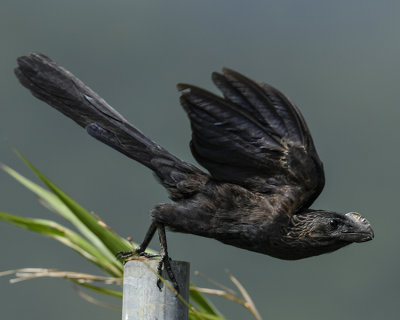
[14,53,374,292]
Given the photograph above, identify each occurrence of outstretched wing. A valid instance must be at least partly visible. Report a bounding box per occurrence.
[178,68,325,211]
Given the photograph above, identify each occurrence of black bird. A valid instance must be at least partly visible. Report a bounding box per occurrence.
[15,53,374,291]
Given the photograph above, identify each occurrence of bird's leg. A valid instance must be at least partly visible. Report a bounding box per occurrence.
[156,224,179,293]
[116,222,179,293]
[116,222,159,259]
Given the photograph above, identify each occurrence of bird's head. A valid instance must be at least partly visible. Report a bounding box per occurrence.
[283,210,374,257]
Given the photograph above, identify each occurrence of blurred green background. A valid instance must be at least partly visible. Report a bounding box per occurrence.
[1,1,399,319]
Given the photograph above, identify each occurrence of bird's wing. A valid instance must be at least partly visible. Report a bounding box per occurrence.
[178,68,325,212]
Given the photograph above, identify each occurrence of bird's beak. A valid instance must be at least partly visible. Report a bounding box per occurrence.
[341,212,374,243]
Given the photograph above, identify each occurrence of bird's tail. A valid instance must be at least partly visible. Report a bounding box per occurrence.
[15,53,205,199]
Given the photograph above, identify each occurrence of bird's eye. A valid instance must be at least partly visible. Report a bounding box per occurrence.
[329,219,339,229]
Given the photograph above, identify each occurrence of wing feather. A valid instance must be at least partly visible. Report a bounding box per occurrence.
[178,69,325,211]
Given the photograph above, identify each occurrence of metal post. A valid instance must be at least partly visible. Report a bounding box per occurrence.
[122,260,190,320]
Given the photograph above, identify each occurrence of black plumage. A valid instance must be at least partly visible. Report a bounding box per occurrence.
[14,53,374,291]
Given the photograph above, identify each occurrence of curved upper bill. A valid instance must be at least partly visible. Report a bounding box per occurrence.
[341,212,374,243]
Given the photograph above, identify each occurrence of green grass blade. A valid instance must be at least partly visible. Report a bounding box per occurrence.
[190,287,222,317]
[15,152,132,255]
[0,211,121,276]
[1,163,123,272]
[70,280,123,298]
[189,311,228,320]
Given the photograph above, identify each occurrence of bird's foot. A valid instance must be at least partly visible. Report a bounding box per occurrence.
[115,247,179,294]
[115,223,179,294]
[115,250,134,260]
[116,248,160,260]
[156,225,180,294]
[156,253,179,294]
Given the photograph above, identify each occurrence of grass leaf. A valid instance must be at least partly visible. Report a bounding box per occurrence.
[1,163,123,274]
[14,152,133,255]
[189,311,228,320]
[190,287,222,317]
[73,284,122,311]
[70,279,122,298]
[0,212,121,276]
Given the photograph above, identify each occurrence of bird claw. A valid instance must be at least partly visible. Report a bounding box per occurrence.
[116,224,179,294]
[156,256,180,295]
[116,249,160,260]
[116,249,179,294]
[116,250,134,260]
